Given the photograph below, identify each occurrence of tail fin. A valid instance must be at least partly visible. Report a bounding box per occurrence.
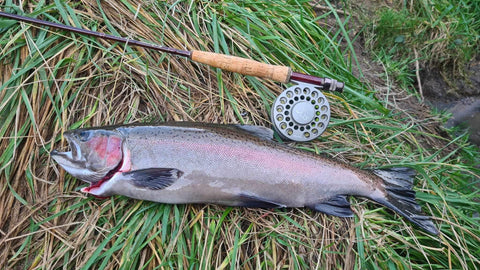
[372,168,439,235]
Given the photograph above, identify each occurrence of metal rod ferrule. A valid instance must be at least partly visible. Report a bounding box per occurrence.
[290,72,344,92]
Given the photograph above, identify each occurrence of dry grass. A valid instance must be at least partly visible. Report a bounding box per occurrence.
[0,0,479,269]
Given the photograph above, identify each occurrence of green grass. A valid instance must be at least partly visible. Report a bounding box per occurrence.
[375,0,478,65]
[0,0,479,269]
[360,0,480,98]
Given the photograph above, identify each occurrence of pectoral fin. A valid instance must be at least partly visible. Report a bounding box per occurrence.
[124,168,183,190]
[237,193,286,208]
[308,195,353,217]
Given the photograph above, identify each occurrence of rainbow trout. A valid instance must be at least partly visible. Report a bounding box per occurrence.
[51,122,438,234]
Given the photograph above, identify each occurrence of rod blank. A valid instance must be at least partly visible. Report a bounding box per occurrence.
[0,11,344,91]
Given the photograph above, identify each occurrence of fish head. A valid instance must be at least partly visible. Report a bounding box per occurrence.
[51,129,123,184]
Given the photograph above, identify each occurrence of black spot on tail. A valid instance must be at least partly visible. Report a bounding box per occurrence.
[372,168,439,235]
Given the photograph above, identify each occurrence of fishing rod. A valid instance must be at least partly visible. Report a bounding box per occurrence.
[1,11,343,141]
[0,11,344,92]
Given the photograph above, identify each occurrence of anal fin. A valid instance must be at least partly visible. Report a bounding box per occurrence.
[123,168,183,190]
[237,193,286,209]
[308,195,353,217]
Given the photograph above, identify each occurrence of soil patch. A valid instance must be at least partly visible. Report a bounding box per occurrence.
[422,59,480,145]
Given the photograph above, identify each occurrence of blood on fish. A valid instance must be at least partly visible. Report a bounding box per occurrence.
[81,156,124,196]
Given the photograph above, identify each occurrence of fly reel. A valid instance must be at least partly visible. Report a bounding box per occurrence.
[271,82,331,142]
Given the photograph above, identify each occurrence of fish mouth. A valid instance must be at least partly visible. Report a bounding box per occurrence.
[51,132,123,189]
[50,134,85,172]
[51,132,83,162]
[51,132,95,183]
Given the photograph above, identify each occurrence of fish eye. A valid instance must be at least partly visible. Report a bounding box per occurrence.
[78,131,92,142]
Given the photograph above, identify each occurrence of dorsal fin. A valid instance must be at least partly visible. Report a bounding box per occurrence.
[233,125,274,140]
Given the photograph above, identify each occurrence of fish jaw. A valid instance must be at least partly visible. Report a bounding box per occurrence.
[51,150,92,183]
[51,132,91,182]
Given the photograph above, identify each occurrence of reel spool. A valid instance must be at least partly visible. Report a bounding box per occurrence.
[271,82,330,142]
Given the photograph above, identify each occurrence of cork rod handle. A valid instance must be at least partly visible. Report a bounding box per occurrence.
[191,50,292,83]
